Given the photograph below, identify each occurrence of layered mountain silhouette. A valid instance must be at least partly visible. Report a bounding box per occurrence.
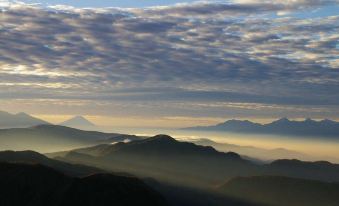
[219,176,339,206]
[53,135,339,188]
[184,118,339,137]
[0,125,139,153]
[0,162,167,206]
[0,111,49,128]
[60,116,96,129]
[54,135,255,187]
[0,150,258,206]
[2,141,339,206]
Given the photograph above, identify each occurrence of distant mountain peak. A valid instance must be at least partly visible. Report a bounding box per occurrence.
[72,116,92,122]
[60,116,95,128]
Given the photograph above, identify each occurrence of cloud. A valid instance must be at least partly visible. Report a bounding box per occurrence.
[133,0,339,17]
[0,2,338,119]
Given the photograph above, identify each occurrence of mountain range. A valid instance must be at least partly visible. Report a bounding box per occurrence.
[0,150,257,206]
[0,111,97,131]
[184,118,339,138]
[52,135,254,187]
[51,135,339,188]
[0,111,49,128]
[2,139,339,206]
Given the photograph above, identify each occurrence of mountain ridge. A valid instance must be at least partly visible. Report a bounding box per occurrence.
[53,134,339,188]
[183,118,339,137]
[0,111,50,129]
[54,135,253,187]
[0,125,137,153]
[0,150,103,177]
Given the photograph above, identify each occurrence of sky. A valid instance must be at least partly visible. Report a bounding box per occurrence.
[0,0,338,128]
[8,0,201,7]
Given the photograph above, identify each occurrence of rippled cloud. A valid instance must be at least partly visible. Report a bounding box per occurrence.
[0,1,338,119]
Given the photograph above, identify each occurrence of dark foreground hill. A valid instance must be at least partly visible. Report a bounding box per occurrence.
[0,162,167,206]
[2,149,339,206]
[219,176,339,206]
[0,150,258,206]
[0,125,139,153]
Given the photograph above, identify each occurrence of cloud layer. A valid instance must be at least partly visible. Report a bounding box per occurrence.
[0,1,338,120]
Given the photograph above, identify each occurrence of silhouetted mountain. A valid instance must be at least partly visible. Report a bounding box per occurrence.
[192,138,312,162]
[184,118,339,137]
[0,111,49,128]
[53,135,339,188]
[215,120,263,132]
[3,149,339,206]
[60,116,96,129]
[219,176,339,206]
[264,159,339,182]
[0,150,102,176]
[0,125,137,153]
[55,135,257,187]
[0,162,167,206]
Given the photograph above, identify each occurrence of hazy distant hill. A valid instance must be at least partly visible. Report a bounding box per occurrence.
[184,118,339,138]
[0,162,167,206]
[219,176,339,206]
[264,159,339,182]
[60,116,96,130]
[53,135,339,188]
[0,125,138,153]
[0,111,49,128]
[192,138,311,162]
